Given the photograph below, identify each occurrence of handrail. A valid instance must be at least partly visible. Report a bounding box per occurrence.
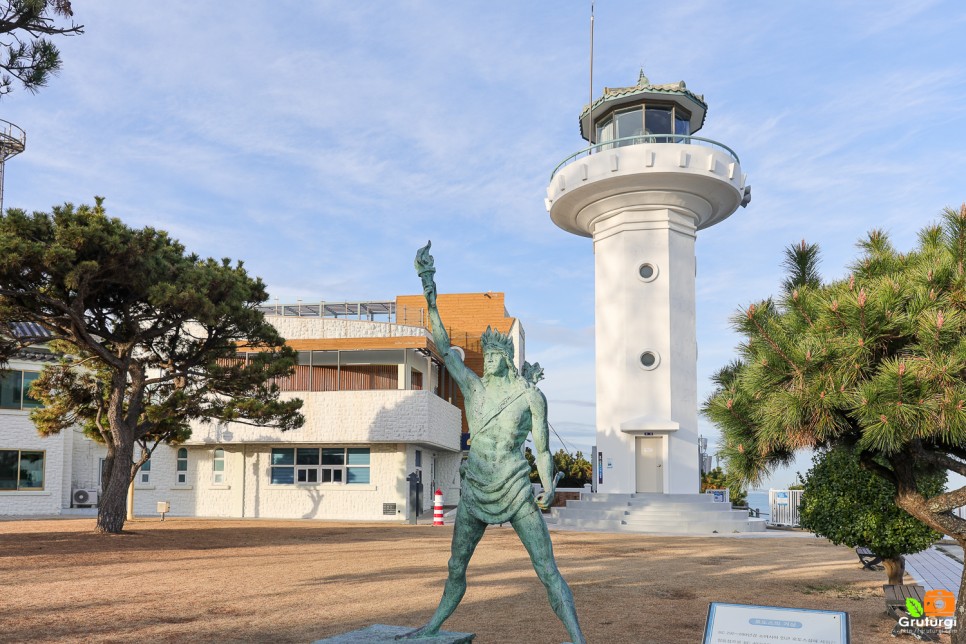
[550,134,740,181]
[0,118,25,147]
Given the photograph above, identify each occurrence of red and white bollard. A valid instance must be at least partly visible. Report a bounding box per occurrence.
[433,488,444,526]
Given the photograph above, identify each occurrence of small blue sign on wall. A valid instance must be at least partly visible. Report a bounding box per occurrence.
[706,489,728,503]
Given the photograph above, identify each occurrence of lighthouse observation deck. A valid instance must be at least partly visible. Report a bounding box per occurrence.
[545,134,747,237]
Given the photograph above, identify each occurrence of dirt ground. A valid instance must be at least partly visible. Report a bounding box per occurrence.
[0,518,938,643]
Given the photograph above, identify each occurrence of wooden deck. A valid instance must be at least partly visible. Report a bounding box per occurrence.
[905,546,962,595]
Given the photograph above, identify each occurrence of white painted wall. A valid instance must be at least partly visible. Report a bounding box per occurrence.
[130,387,463,520]
[0,409,69,515]
[185,389,462,452]
[131,442,463,521]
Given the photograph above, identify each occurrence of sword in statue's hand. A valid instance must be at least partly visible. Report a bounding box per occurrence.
[535,471,565,511]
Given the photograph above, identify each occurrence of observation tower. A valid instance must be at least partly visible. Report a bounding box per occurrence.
[0,119,25,213]
[546,72,749,496]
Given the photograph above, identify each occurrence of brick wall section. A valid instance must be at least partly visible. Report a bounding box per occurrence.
[396,293,521,435]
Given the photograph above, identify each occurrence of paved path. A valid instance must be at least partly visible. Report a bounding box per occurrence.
[906,546,963,596]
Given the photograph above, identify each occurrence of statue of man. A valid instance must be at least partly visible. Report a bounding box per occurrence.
[404,242,585,644]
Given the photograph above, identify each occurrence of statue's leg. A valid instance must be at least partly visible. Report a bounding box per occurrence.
[398,504,487,639]
[510,507,586,644]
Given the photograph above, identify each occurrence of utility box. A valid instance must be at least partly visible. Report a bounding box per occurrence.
[157,501,170,521]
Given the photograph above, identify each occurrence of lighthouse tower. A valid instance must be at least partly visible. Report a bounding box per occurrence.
[546,72,748,496]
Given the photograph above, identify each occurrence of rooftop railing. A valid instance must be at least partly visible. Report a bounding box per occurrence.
[550,134,740,182]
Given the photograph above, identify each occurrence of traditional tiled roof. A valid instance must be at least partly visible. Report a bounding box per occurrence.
[9,321,53,341]
[13,347,57,362]
[579,70,708,137]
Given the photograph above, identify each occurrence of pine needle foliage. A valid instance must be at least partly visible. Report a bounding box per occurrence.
[704,206,966,639]
[0,1,84,97]
[0,199,304,533]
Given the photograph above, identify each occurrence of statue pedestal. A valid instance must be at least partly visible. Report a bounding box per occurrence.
[313,624,475,643]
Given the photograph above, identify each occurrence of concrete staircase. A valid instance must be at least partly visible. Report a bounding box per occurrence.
[549,493,767,534]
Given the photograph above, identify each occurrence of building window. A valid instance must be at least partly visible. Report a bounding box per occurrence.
[346,448,370,484]
[270,448,294,484]
[0,449,45,490]
[0,370,42,410]
[270,447,370,485]
[415,450,422,467]
[321,448,346,482]
[297,447,320,483]
[176,448,188,484]
[212,448,225,484]
[638,262,659,282]
[139,457,151,484]
[639,351,661,370]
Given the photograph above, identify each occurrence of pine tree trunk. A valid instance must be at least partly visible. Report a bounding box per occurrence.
[883,556,905,585]
[96,439,133,534]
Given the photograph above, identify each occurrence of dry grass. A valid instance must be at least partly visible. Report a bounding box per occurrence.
[0,518,936,643]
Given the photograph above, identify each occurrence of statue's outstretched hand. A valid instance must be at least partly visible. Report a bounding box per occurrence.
[423,280,437,308]
[415,241,438,308]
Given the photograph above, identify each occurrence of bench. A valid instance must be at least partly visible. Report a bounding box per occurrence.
[883,584,940,641]
[856,546,883,570]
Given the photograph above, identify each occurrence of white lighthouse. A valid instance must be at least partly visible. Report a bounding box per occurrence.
[546,72,748,497]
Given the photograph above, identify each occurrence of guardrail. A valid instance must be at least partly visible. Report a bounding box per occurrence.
[550,134,740,181]
[0,118,25,151]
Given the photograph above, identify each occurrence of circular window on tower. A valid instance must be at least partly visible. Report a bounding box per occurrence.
[637,262,659,282]
[639,350,660,370]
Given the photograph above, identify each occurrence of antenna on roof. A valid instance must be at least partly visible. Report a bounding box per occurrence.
[588,0,595,152]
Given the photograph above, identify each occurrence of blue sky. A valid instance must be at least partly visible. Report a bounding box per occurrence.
[5,1,966,488]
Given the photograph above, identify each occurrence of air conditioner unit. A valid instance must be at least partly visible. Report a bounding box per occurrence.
[72,489,98,507]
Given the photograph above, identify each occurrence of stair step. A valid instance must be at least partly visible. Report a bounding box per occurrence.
[548,492,763,534]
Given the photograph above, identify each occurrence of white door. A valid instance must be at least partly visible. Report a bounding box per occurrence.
[635,437,664,493]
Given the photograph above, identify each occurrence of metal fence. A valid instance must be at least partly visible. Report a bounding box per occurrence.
[769,489,803,527]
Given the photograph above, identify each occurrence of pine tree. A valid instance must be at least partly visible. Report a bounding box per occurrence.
[704,205,966,641]
[0,199,304,533]
[0,1,84,97]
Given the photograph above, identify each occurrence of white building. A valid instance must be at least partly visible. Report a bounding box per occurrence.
[0,295,524,521]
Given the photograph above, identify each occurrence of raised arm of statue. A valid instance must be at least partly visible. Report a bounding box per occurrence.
[414,241,475,391]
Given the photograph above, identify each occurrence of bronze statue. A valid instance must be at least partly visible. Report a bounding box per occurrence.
[402,242,585,644]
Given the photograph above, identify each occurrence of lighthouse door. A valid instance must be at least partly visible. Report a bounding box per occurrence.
[635,437,664,493]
